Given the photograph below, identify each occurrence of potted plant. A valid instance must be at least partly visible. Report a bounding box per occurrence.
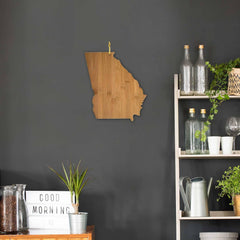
[216,165,240,216]
[195,58,240,142]
[49,161,89,234]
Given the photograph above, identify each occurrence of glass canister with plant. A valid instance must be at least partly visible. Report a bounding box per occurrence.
[49,161,89,234]
[195,58,240,143]
[216,165,240,216]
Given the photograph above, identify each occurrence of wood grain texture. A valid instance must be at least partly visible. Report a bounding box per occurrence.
[85,52,147,121]
[0,226,94,240]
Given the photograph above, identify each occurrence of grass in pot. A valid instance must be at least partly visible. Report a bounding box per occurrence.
[216,165,240,216]
[49,161,89,234]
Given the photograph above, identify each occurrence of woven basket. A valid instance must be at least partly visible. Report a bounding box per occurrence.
[233,195,240,216]
[228,68,240,95]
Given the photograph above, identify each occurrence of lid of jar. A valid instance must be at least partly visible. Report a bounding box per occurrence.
[184,45,189,49]
[201,109,206,114]
[1,185,17,190]
[199,44,204,49]
[189,108,195,113]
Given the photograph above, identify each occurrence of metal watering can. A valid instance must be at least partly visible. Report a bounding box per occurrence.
[179,177,213,217]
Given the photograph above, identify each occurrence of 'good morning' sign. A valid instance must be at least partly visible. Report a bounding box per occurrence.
[26,191,74,216]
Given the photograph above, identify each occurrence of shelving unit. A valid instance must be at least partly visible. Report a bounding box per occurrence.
[174,74,240,240]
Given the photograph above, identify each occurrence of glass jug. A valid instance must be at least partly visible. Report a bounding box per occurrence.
[16,184,29,233]
[0,185,18,234]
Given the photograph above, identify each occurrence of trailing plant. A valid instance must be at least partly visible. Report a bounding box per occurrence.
[195,58,240,142]
[216,165,240,205]
[49,161,88,213]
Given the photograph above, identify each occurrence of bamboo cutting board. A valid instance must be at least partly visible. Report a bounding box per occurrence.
[85,52,146,121]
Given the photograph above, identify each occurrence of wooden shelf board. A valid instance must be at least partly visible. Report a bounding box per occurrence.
[180,216,240,220]
[0,226,95,238]
[180,150,240,159]
[177,90,240,99]
[180,211,240,220]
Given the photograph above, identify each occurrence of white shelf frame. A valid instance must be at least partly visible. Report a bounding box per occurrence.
[174,74,240,240]
[180,211,240,220]
[174,74,181,240]
[179,148,240,159]
[177,90,240,99]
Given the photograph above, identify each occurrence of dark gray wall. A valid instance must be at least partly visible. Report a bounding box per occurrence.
[0,0,240,239]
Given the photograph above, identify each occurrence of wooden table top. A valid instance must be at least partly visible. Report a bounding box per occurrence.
[0,226,95,238]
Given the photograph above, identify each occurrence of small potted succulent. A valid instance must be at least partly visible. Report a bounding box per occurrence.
[216,165,240,216]
[49,161,89,233]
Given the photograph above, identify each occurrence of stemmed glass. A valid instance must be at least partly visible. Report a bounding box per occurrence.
[225,117,240,150]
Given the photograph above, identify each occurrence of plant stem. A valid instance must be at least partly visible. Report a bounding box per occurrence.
[71,192,74,205]
[72,203,79,214]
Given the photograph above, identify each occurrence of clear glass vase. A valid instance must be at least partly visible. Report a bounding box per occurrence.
[16,184,29,234]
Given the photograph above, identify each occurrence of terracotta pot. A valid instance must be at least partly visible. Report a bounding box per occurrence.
[233,195,240,216]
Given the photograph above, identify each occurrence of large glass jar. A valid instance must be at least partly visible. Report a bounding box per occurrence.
[0,185,18,234]
[16,184,29,233]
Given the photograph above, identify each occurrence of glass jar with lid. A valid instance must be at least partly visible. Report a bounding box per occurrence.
[0,185,18,234]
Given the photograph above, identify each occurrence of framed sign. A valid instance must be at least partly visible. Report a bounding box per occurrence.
[26,191,73,229]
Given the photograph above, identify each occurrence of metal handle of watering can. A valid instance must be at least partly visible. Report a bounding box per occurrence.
[179,176,191,211]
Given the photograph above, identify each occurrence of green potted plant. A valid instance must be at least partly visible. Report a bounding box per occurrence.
[49,161,89,234]
[195,58,240,142]
[216,165,240,216]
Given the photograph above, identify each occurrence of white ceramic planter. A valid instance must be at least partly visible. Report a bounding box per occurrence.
[208,136,221,155]
[221,136,233,155]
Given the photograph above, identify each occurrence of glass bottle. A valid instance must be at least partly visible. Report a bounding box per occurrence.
[16,184,29,234]
[199,109,211,154]
[180,45,194,96]
[0,185,18,234]
[194,45,208,95]
[185,108,200,154]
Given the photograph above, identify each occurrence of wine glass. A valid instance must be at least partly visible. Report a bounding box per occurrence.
[225,117,240,150]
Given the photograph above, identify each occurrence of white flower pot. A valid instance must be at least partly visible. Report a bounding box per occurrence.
[221,136,233,155]
[208,136,221,155]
